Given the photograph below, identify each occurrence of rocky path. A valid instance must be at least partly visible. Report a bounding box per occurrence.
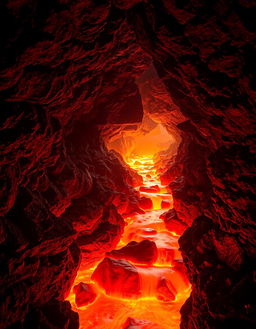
[67,156,190,329]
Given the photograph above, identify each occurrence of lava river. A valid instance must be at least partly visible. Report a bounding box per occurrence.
[67,156,191,329]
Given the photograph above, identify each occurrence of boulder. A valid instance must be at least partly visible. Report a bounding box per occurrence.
[107,240,158,265]
[160,209,187,235]
[138,197,153,210]
[92,257,141,298]
[73,282,97,307]
[156,277,176,302]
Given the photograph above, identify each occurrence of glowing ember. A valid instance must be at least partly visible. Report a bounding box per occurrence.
[66,155,191,329]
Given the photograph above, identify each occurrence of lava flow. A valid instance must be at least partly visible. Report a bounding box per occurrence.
[67,156,191,329]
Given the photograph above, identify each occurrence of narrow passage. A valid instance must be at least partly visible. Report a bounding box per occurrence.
[67,156,191,329]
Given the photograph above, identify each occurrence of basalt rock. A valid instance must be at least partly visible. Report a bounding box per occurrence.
[138,196,153,211]
[128,1,256,328]
[160,209,188,235]
[92,257,141,299]
[0,1,150,327]
[73,282,97,307]
[107,239,158,265]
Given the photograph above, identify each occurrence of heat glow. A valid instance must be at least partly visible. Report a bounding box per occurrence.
[105,120,176,163]
[66,155,191,329]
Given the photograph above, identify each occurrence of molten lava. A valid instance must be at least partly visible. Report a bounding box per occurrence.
[67,156,191,329]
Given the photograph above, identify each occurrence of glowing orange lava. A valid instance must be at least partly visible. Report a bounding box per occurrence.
[67,155,191,329]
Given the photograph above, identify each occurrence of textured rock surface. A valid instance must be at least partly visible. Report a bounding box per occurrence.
[128,1,256,328]
[137,64,185,157]
[73,282,97,307]
[3,299,79,329]
[0,1,149,328]
[0,0,256,328]
[160,209,188,235]
[107,239,158,265]
[156,277,176,302]
[92,257,141,298]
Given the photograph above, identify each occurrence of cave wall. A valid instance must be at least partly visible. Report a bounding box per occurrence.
[127,1,256,328]
[1,1,256,329]
[0,1,150,328]
[136,64,185,165]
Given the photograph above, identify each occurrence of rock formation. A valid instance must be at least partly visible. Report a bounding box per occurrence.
[0,1,149,328]
[128,1,256,328]
[0,1,255,329]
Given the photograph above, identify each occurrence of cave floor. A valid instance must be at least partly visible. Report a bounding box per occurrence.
[67,156,190,329]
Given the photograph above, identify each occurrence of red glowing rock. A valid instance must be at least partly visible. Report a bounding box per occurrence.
[122,317,162,329]
[107,240,158,265]
[92,257,141,298]
[160,209,187,235]
[161,200,171,209]
[1,0,254,327]
[73,282,97,307]
[156,277,176,302]
[139,185,160,193]
[138,197,153,210]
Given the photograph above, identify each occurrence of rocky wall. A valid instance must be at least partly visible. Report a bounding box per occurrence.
[1,0,256,328]
[0,1,150,328]
[128,1,256,328]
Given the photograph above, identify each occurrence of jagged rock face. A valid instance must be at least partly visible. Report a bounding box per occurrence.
[137,64,186,138]
[1,1,256,329]
[0,1,150,328]
[128,1,256,328]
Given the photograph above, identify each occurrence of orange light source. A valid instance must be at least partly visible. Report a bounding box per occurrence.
[66,154,191,329]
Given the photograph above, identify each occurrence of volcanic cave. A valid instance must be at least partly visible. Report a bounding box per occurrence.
[0,1,256,329]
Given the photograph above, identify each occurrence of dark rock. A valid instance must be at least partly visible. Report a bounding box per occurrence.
[73,282,97,307]
[0,0,255,328]
[129,2,256,327]
[92,257,141,299]
[107,240,158,265]
[160,209,188,235]
[138,197,153,210]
